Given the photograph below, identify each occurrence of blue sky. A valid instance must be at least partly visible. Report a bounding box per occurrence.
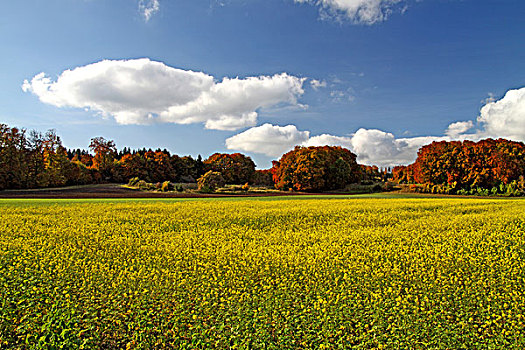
[2,0,524,168]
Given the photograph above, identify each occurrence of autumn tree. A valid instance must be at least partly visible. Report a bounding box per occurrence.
[404,138,525,194]
[0,125,30,189]
[252,169,274,187]
[271,146,360,192]
[89,137,117,180]
[204,153,256,184]
[40,130,72,187]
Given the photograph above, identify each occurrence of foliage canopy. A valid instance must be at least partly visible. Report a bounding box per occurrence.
[271,146,361,191]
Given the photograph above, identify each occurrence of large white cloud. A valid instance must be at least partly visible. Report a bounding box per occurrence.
[22,58,306,131]
[225,123,310,157]
[294,0,405,25]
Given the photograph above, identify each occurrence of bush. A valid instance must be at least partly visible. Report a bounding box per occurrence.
[382,182,395,192]
[136,180,155,191]
[128,177,140,187]
[161,181,172,192]
[372,184,382,192]
[197,171,226,193]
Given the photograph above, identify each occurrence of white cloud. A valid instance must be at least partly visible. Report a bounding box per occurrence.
[22,58,306,131]
[310,79,327,90]
[294,0,405,25]
[225,123,310,157]
[476,87,525,140]
[227,124,442,166]
[445,121,473,138]
[139,0,160,22]
[330,88,356,102]
[305,134,353,148]
[351,129,423,165]
[481,92,496,105]
[159,73,306,130]
[307,129,442,166]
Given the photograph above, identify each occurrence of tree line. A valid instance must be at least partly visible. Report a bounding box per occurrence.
[1,123,391,192]
[10,123,525,196]
[0,124,209,190]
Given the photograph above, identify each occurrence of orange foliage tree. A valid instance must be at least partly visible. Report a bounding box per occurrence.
[89,137,117,179]
[204,153,256,184]
[271,146,360,192]
[397,139,525,194]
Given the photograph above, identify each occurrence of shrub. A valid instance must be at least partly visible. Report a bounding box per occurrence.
[161,181,172,192]
[136,180,155,191]
[372,184,382,192]
[197,171,226,193]
[128,177,140,187]
[382,182,395,192]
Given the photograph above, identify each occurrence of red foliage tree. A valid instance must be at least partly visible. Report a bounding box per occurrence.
[271,146,360,192]
[204,153,256,184]
[410,138,525,191]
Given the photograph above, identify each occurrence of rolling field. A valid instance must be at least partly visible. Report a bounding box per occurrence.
[1,196,524,349]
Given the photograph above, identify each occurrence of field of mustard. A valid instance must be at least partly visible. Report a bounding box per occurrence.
[0,196,524,349]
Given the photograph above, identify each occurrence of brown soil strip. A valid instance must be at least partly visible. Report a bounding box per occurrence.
[0,184,325,199]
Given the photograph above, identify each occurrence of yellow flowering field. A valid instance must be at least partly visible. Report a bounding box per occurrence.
[0,196,524,349]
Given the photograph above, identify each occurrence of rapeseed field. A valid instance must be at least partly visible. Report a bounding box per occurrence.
[0,196,524,349]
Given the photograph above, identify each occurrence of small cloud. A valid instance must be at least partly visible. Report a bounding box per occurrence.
[330,88,355,102]
[445,121,473,138]
[330,90,345,100]
[310,79,327,90]
[481,92,496,105]
[294,0,408,25]
[139,0,160,22]
[330,75,344,85]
